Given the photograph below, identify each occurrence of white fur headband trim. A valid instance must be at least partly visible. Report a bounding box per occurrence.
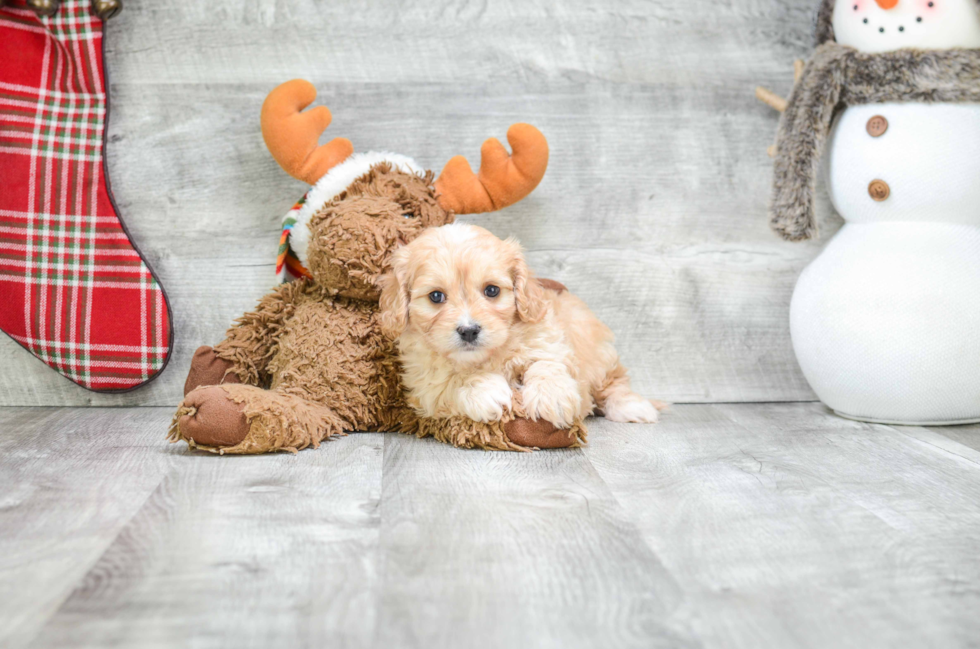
[288,151,423,266]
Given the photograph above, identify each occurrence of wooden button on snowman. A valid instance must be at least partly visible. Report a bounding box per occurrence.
[866,115,888,136]
[762,0,980,424]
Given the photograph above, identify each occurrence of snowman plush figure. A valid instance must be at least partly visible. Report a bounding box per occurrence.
[770,0,980,424]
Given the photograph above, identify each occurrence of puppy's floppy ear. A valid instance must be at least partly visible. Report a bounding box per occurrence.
[509,238,546,323]
[379,247,411,339]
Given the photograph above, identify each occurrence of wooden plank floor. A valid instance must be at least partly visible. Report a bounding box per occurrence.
[3,404,979,649]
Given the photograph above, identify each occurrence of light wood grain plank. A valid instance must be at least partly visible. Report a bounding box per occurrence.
[0,0,831,405]
[0,408,174,649]
[102,0,817,86]
[584,404,980,649]
[6,404,980,648]
[886,425,980,467]
[28,432,385,649]
[373,432,691,649]
[924,423,980,455]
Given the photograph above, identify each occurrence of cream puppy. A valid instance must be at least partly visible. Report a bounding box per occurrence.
[379,224,662,428]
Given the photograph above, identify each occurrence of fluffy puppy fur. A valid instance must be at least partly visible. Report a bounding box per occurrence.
[379,224,662,428]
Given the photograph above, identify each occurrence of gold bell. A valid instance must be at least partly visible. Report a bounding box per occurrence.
[91,0,122,19]
[27,0,60,17]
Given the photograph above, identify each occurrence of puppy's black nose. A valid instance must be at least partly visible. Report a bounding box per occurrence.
[457,324,481,344]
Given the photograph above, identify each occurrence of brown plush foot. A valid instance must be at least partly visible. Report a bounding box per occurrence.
[184,346,242,396]
[504,418,576,449]
[178,386,250,448]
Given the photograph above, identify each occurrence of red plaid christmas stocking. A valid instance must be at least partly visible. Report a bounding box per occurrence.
[0,0,173,391]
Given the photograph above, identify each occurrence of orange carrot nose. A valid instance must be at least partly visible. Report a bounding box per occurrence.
[875,0,899,8]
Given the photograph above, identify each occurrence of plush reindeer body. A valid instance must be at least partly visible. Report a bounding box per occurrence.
[217,279,411,435]
[170,81,583,453]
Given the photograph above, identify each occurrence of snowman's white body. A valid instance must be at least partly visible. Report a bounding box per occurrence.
[789,1,980,424]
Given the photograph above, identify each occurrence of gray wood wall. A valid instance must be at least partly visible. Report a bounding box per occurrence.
[0,0,838,407]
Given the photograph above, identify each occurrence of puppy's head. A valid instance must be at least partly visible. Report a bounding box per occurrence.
[379,224,546,364]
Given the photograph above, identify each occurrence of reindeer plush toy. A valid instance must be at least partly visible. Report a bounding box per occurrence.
[169,80,584,453]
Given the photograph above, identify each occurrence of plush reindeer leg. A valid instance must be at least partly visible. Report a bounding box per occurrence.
[183,346,242,396]
[503,418,582,449]
[414,415,585,452]
[170,384,346,454]
[412,389,587,452]
[182,281,312,397]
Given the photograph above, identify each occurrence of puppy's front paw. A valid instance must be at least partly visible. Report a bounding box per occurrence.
[522,362,582,428]
[603,394,661,424]
[456,374,513,422]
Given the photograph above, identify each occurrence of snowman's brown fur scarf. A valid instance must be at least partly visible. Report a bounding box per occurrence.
[771,42,980,241]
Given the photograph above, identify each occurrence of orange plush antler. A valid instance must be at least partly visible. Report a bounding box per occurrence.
[435,124,549,214]
[260,80,354,185]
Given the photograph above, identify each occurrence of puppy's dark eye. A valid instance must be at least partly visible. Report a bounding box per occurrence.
[403,213,415,219]
[484,285,500,298]
[428,291,446,304]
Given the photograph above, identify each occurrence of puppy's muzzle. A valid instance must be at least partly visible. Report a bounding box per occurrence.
[456,324,482,344]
